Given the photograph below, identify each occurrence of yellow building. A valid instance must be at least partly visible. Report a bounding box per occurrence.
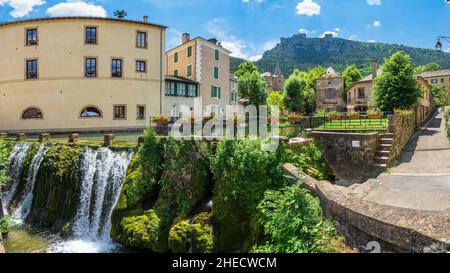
[418,69,450,89]
[0,17,166,133]
[165,33,231,117]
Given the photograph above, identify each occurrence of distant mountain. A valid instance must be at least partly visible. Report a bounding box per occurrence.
[230,34,450,76]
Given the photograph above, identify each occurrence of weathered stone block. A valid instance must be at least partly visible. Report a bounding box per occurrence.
[68,134,80,143]
[39,133,50,141]
[16,133,26,141]
[103,134,115,146]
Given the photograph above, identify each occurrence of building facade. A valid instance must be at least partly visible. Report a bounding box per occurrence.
[418,69,450,89]
[0,17,166,133]
[165,33,231,117]
[164,75,199,119]
[347,61,382,112]
[316,67,345,111]
[261,63,284,92]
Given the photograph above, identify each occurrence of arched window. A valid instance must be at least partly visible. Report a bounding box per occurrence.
[80,106,102,118]
[22,107,43,119]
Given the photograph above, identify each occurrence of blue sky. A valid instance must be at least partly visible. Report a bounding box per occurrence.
[0,0,449,60]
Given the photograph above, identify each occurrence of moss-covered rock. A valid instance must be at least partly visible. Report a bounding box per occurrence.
[28,144,83,229]
[112,134,212,253]
[119,210,161,250]
[169,212,214,253]
[211,139,287,253]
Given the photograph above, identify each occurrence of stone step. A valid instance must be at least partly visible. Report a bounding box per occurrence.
[375,157,389,164]
[381,138,393,144]
[377,150,391,157]
[379,144,392,151]
[381,133,394,138]
[374,163,388,168]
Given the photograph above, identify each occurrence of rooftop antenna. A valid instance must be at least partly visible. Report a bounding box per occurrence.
[114,10,128,19]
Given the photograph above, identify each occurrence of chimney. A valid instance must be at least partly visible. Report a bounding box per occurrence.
[371,59,378,79]
[143,15,148,23]
[182,33,190,44]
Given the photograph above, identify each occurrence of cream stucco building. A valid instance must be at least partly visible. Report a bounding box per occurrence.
[0,17,166,133]
[165,33,231,118]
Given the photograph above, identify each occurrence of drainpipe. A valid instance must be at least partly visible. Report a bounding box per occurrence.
[160,28,163,114]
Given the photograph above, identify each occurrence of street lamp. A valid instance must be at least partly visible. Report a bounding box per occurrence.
[435,36,450,51]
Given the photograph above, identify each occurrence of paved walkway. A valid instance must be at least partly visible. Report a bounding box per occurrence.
[363,108,450,212]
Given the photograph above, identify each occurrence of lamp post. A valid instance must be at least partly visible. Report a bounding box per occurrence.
[435,36,450,51]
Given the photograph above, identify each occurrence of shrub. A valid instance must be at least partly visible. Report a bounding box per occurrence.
[287,112,303,124]
[211,139,287,252]
[252,185,342,253]
[288,141,331,181]
[314,108,328,117]
[168,212,213,253]
[347,111,360,119]
[120,210,161,250]
[328,111,342,120]
[445,109,450,140]
[394,109,414,115]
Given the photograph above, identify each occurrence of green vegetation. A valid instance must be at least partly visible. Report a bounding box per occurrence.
[288,141,332,181]
[267,91,285,113]
[252,185,342,253]
[235,62,268,107]
[211,139,287,252]
[431,84,450,106]
[316,118,388,132]
[169,212,213,253]
[414,62,442,75]
[445,109,450,140]
[342,65,363,101]
[373,52,422,112]
[249,35,450,77]
[0,140,12,187]
[283,70,307,112]
[1,215,12,235]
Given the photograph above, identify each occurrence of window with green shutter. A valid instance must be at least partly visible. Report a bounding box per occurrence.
[174,69,178,76]
[215,49,219,60]
[174,52,179,63]
[187,46,192,57]
[218,87,221,98]
[187,65,192,77]
[214,67,219,79]
[211,86,220,98]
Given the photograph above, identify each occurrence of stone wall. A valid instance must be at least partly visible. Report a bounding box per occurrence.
[311,131,381,183]
[389,113,416,162]
[284,164,450,253]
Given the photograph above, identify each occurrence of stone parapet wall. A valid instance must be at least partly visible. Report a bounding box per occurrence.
[389,113,416,162]
[284,163,450,253]
[311,131,381,183]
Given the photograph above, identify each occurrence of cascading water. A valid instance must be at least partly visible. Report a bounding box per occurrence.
[2,142,32,212]
[49,147,133,253]
[12,143,48,223]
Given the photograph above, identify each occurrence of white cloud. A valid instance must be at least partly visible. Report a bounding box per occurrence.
[334,28,341,32]
[367,0,381,6]
[299,28,317,35]
[241,0,263,3]
[296,0,321,16]
[0,0,45,18]
[348,35,357,40]
[205,18,276,62]
[46,1,107,17]
[320,31,338,38]
[367,40,376,43]
[373,20,381,27]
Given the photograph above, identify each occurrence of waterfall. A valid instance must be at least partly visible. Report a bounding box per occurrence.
[2,142,32,212]
[72,147,133,241]
[12,143,48,223]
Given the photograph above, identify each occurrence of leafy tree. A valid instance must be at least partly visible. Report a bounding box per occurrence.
[267,91,285,112]
[236,62,268,107]
[431,84,450,106]
[252,185,341,253]
[373,51,421,111]
[414,63,442,75]
[235,61,259,78]
[283,69,308,112]
[342,65,363,101]
[305,66,327,89]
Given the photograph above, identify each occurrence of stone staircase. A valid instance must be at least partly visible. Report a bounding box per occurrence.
[374,133,394,168]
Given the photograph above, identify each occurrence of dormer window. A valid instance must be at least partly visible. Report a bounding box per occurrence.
[85,27,98,44]
[26,29,38,46]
